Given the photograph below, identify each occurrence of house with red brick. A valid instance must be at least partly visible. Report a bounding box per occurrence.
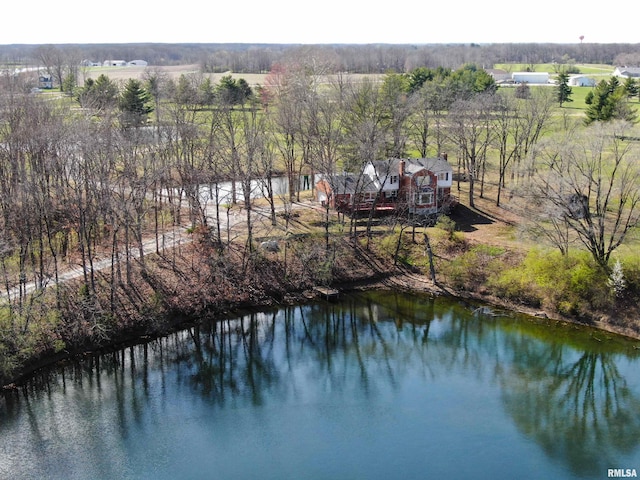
[316,155,456,216]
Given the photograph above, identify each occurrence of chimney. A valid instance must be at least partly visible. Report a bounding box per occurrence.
[399,159,405,177]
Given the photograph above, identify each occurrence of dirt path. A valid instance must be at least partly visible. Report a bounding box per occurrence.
[0,199,301,302]
[449,183,526,249]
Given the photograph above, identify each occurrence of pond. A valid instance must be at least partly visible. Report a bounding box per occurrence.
[1,291,639,480]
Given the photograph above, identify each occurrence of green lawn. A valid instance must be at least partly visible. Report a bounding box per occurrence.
[559,86,593,111]
[519,85,640,118]
[561,86,640,115]
[494,63,614,75]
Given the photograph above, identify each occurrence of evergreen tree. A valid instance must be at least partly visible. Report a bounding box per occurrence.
[62,73,76,96]
[622,77,639,101]
[76,74,119,112]
[216,75,253,106]
[555,72,572,106]
[407,66,450,94]
[585,78,637,124]
[198,77,216,106]
[173,74,198,106]
[119,79,153,127]
[444,64,497,100]
[236,78,252,103]
[407,67,435,93]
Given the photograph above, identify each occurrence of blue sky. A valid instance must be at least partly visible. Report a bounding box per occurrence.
[2,0,635,45]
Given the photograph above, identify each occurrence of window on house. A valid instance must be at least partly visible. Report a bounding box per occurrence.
[414,192,434,205]
[360,192,376,202]
[390,175,398,184]
[416,175,431,187]
[438,172,450,181]
[386,190,398,199]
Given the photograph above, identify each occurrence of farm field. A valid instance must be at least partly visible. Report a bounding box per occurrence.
[83,64,267,85]
[494,63,614,75]
[86,62,620,91]
[38,61,635,121]
[83,65,383,86]
[66,63,640,122]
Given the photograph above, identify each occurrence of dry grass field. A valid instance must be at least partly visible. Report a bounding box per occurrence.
[83,64,383,86]
[84,63,220,82]
[83,65,273,86]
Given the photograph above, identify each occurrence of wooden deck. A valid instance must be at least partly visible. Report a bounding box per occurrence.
[313,286,340,300]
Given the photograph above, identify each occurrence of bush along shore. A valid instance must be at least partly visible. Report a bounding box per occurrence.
[2,218,640,389]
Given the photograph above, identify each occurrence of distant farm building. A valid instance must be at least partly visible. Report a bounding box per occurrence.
[613,66,640,78]
[103,60,127,67]
[512,72,550,84]
[128,60,148,67]
[569,75,596,87]
[486,69,510,83]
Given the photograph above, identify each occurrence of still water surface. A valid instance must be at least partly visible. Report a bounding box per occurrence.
[1,291,639,480]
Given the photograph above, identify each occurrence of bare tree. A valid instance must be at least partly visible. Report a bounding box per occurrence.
[492,90,519,207]
[301,82,346,250]
[264,55,335,202]
[341,78,389,171]
[492,88,554,206]
[525,122,640,267]
[142,66,170,135]
[407,85,436,159]
[165,85,210,228]
[63,47,84,94]
[34,45,66,90]
[256,140,278,227]
[380,72,411,158]
[447,93,496,208]
[264,63,303,202]
[237,101,268,255]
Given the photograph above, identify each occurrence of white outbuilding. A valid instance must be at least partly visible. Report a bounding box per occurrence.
[512,72,550,84]
[128,60,148,67]
[613,66,640,78]
[568,75,596,87]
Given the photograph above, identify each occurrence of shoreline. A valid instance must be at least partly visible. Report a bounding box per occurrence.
[3,271,639,392]
[352,270,640,342]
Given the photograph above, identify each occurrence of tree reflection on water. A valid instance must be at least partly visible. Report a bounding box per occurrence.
[502,345,640,476]
[163,291,640,477]
[4,291,639,478]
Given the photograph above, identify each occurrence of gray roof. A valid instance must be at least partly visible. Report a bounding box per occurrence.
[615,66,640,77]
[328,174,378,194]
[371,157,452,178]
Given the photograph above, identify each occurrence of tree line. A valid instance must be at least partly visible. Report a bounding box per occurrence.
[3,42,640,80]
